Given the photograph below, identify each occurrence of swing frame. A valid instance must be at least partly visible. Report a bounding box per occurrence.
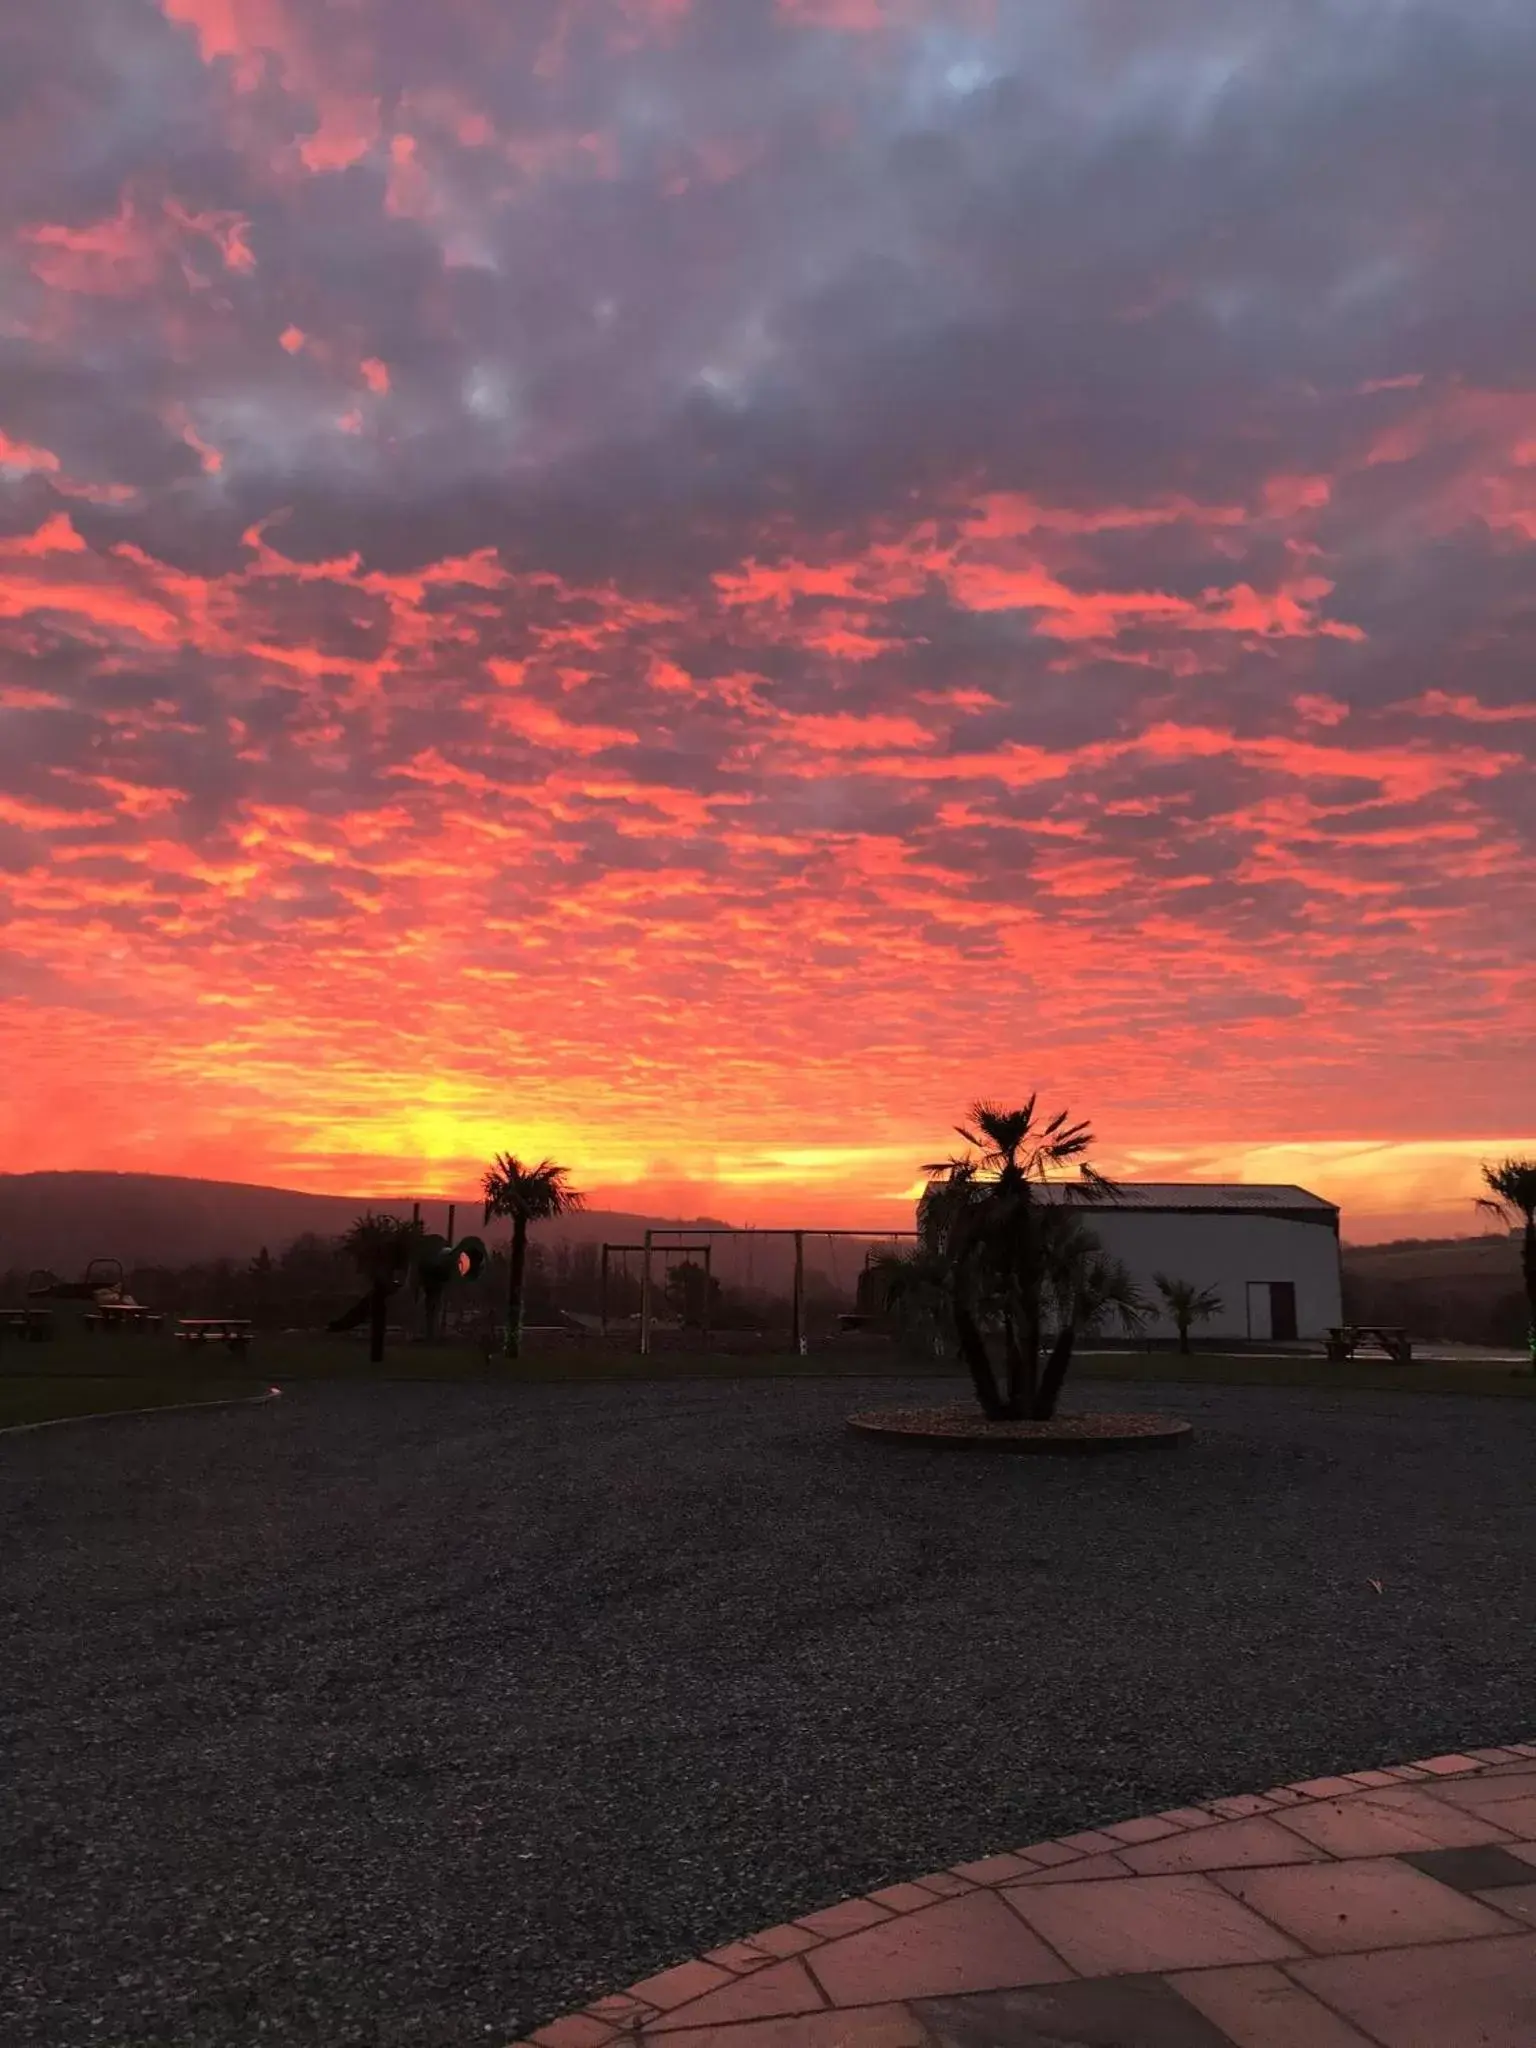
[601,1241,714,1337]
[636,1227,918,1356]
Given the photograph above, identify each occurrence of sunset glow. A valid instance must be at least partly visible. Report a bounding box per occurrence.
[2,0,1533,1242]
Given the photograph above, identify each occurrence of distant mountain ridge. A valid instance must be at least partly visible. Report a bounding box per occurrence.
[0,1172,731,1274]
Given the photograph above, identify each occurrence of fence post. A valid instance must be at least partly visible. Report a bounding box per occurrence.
[640,1230,653,1356]
[792,1230,805,1356]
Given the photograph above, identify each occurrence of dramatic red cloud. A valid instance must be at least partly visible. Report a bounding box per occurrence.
[0,0,1532,1241]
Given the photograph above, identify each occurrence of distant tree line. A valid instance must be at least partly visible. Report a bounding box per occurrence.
[0,1231,807,1337]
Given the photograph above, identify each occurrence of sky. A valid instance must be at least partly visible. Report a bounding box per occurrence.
[1,0,1533,1243]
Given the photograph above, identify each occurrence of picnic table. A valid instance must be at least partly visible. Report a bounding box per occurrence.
[83,1303,165,1333]
[1326,1324,1413,1363]
[175,1318,254,1354]
[0,1306,54,1342]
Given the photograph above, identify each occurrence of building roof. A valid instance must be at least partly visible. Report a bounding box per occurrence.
[1039,1181,1338,1214]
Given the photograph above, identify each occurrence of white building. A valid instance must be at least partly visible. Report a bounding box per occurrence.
[1042,1183,1343,1343]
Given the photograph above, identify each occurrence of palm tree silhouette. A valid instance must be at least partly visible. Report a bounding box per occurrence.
[1153,1273,1224,1356]
[341,1212,420,1365]
[1476,1158,1536,1370]
[920,1096,1114,1419]
[481,1154,586,1360]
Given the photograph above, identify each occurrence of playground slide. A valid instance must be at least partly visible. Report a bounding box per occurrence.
[327,1286,395,1333]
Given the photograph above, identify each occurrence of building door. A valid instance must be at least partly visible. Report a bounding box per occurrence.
[1246,1281,1272,1341]
[1247,1281,1299,1342]
[1269,1281,1298,1341]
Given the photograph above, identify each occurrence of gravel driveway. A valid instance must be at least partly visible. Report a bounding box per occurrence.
[3,1375,1533,2047]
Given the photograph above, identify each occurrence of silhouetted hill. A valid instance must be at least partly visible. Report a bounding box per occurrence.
[1341,1232,1525,1347]
[0,1172,731,1276]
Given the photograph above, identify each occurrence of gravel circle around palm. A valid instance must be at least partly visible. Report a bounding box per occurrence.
[847,1404,1193,1449]
[3,1374,1534,2048]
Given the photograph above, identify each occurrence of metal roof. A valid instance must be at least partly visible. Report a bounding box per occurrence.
[1038,1181,1337,1213]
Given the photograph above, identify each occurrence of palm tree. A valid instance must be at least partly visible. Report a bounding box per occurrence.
[341,1212,421,1365]
[1153,1273,1224,1356]
[1037,1217,1148,1419]
[481,1154,586,1359]
[1476,1158,1536,1371]
[920,1096,1115,1419]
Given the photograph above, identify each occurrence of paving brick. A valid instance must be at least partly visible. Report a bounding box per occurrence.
[586,1994,659,2027]
[741,1924,824,1960]
[805,1890,1072,2007]
[701,1943,777,1976]
[1010,1842,1080,1868]
[1214,1855,1521,1952]
[1289,1776,1363,1798]
[911,1872,976,1898]
[915,1975,1238,2048]
[1001,1872,1302,1973]
[1420,1773,1536,1821]
[1409,1753,1483,1776]
[1056,1829,1122,1854]
[1118,1816,1327,1875]
[1272,1786,1526,1857]
[1160,1805,1223,1827]
[1169,1962,1381,2047]
[866,1882,948,1914]
[1476,1883,1536,1928]
[948,1852,1040,1885]
[1344,1770,1404,1789]
[1207,1794,1277,1820]
[1005,1852,1132,1885]
[795,1899,893,1940]
[628,1961,736,2013]
[1259,1787,1311,1807]
[1103,1815,1183,1845]
[1468,1748,1528,1765]
[646,1958,828,2033]
[1397,1845,1536,1894]
[530,2017,618,2048]
[1289,1931,1536,2048]
[638,2007,928,2047]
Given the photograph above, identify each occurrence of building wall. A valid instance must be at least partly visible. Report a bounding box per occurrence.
[1081,1210,1343,1341]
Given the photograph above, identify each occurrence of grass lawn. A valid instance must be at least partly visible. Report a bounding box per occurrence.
[2,1327,1531,1400]
[0,1373,264,1429]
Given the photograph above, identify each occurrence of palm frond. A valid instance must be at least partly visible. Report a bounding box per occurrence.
[1477,1158,1536,1225]
[481,1152,587,1224]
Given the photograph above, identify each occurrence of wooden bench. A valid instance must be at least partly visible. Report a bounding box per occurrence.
[175,1319,254,1353]
[84,1305,165,1333]
[1327,1325,1413,1364]
[0,1307,53,1341]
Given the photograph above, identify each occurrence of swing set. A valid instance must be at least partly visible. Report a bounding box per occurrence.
[600,1241,714,1337]
[630,1226,918,1355]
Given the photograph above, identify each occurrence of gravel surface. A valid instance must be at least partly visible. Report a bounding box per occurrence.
[3,1375,1534,2048]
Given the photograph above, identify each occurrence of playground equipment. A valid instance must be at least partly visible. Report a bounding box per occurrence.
[601,1241,713,1337]
[327,1217,488,1339]
[27,1257,127,1303]
[635,1227,919,1355]
[415,1230,488,1339]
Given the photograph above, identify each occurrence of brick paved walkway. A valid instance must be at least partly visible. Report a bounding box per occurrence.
[512,1744,1536,2047]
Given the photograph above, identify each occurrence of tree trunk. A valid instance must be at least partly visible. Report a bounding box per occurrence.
[1034,1325,1076,1420]
[504,1216,528,1360]
[951,1294,1005,1419]
[1004,1297,1040,1419]
[368,1281,387,1365]
[1523,1215,1536,1372]
[1178,1319,1192,1356]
